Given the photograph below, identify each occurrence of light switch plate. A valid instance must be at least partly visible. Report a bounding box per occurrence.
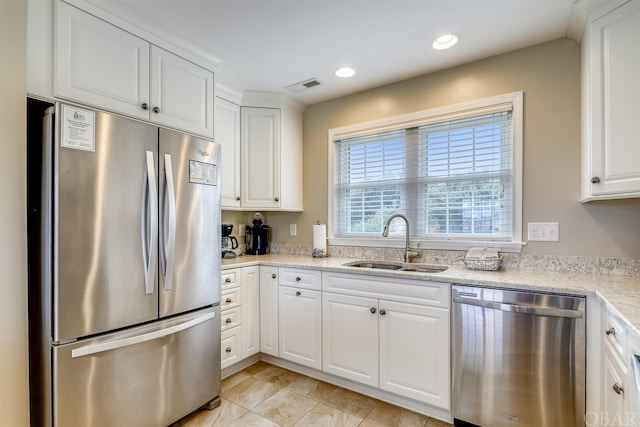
[528,222,559,241]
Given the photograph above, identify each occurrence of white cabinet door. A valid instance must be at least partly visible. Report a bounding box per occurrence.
[241,107,281,209]
[279,286,321,369]
[322,292,378,387]
[259,266,279,356]
[241,266,260,358]
[602,346,627,424]
[584,0,640,199]
[150,46,214,138]
[54,1,149,120]
[215,97,241,207]
[379,300,450,408]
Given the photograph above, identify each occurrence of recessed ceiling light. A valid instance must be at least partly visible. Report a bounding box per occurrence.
[335,67,356,78]
[432,33,459,50]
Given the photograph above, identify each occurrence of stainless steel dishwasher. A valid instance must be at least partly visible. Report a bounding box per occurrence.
[452,285,585,427]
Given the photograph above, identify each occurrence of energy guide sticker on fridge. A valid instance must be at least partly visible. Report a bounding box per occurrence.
[189,160,217,186]
[61,105,96,152]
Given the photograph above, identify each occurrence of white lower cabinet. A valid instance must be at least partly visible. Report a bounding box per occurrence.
[322,292,450,407]
[278,286,322,369]
[322,271,451,410]
[322,293,379,386]
[241,266,260,358]
[378,300,449,406]
[259,266,279,356]
[221,266,259,369]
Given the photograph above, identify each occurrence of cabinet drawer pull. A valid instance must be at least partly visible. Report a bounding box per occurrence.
[296,291,301,296]
[141,102,149,110]
[225,347,232,353]
[605,327,616,336]
[272,274,276,279]
[591,176,601,184]
[379,309,386,315]
[225,278,232,283]
[370,307,376,314]
[612,383,624,395]
[225,318,232,324]
[275,197,279,202]
[295,277,301,281]
[225,298,232,303]
[153,106,160,114]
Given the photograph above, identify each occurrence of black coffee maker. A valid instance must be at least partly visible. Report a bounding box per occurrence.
[245,213,270,255]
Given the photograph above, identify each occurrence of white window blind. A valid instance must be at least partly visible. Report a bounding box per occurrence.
[331,93,522,249]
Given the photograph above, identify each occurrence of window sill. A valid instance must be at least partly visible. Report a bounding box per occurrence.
[328,237,525,253]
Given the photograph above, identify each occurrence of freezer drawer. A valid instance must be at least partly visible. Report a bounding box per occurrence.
[53,307,221,427]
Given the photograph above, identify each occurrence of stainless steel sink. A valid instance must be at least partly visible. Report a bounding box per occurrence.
[344,260,448,273]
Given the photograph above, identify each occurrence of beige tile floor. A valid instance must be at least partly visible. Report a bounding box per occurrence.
[172,361,453,427]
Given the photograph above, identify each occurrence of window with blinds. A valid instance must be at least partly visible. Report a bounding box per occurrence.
[330,92,523,250]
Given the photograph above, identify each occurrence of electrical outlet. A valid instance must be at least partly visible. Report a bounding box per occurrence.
[528,222,559,241]
[290,224,297,236]
[238,224,246,237]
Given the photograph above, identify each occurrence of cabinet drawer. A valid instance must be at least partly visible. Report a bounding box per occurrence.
[221,307,242,331]
[604,308,628,360]
[222,269,240,290]
[322,271,450,308]
[221,326,242,369]
[279,267,322,290]
[221,287,242,311]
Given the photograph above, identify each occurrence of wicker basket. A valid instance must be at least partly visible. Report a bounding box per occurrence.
[463,257,502,271]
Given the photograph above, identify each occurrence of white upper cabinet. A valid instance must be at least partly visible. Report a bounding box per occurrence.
[150,46,214,137]
[241,107,281,209]
[54,1,214,138]
[234,91,304,212]
[215,96,241,208]
[582,0,640,201]
[54,1,149,120]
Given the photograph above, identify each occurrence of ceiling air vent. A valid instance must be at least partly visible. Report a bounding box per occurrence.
[285,78,321,93]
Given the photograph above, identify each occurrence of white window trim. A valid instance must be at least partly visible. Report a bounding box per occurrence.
[327,91,525,253]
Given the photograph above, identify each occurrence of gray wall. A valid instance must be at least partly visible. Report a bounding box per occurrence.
[257,38,640,258]
[0,0,30,425]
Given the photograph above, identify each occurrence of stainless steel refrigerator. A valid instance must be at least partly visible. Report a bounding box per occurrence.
[27,99,222,427]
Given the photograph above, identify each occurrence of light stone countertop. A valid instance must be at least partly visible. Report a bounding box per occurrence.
[221,254,640,338]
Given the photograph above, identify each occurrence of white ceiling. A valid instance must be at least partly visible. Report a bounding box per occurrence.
[84,0,598,106]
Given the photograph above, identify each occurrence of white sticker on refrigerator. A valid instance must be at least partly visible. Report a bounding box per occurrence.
[61,105,95,152]
[189,160,217,186]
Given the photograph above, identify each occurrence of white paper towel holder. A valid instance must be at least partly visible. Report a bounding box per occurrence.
[312,220,327,258]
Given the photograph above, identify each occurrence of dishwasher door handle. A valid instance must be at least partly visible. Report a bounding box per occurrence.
[453,296,584,318]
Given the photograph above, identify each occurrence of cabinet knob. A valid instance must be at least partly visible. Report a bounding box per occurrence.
[153,106,160,114]
[225,318,232,324]
[271,274,276,279]
[225,347,232,353]
[605,327,615,336]
[275,197,279,202]
[236,197,241,201]
[370,307,376,314]
[591,177,601,184]
[225,278,232,283]
[613,382,624,395]
[379,309,386,315]
[226,298,232,303]
[141,103,149,110]
[295,277,301,282]
[296,291,301,296]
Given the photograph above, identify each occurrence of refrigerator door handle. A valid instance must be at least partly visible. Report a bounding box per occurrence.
[161,153,177,291]
[142,150,158,295]
[71,310,216,358]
